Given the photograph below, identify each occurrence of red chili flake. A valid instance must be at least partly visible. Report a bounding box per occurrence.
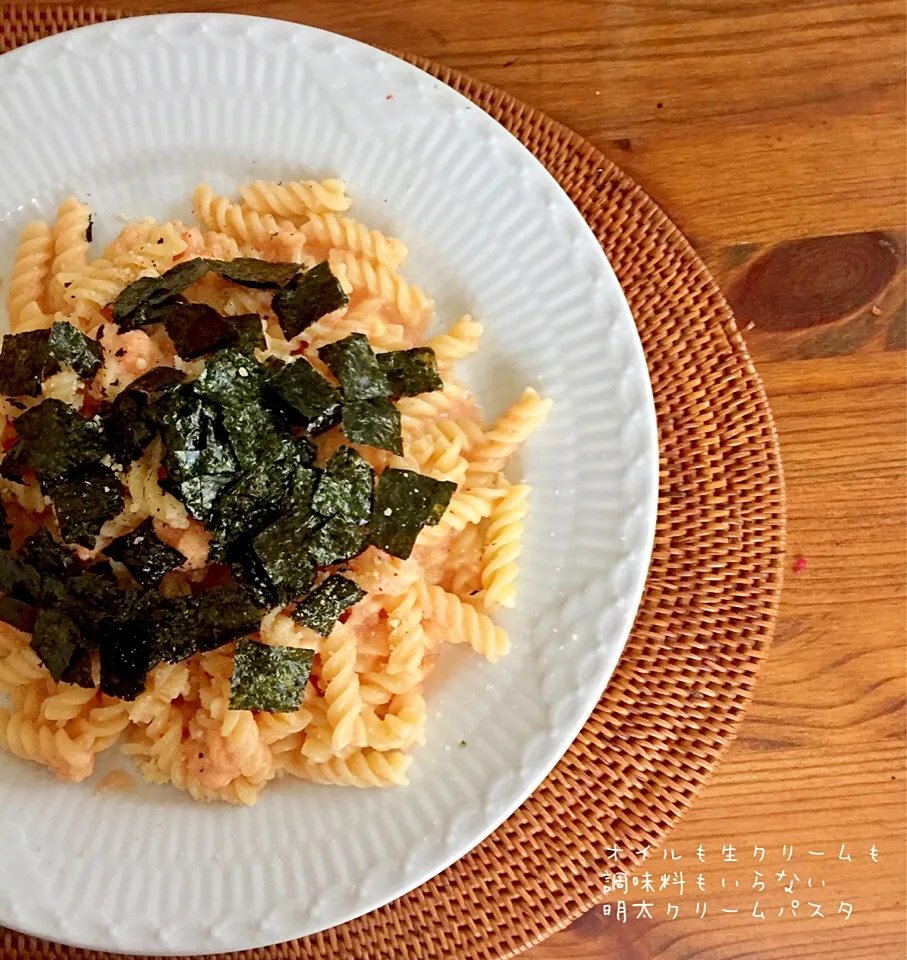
[99,304,114,324]
[377,608,388,620]
[290,340,310,356]
[385,94,393,101]
[793,556,808,573]
[157,465,168,480]
[338,609,352,624]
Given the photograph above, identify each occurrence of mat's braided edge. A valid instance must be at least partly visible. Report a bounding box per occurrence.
[0,5,786,960]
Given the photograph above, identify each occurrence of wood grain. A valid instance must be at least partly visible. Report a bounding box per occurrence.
[6,2,907,959]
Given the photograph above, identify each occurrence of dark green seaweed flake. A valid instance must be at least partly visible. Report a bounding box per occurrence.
[147,595,201,664]
[206,258,301,289]
[369,468,457,559]
[167,474,233,523]
[61,646,95,688]
[266,358,342,435]
[229,640,313,713]
[98,619,155,700]
[0,549,43,604]
[47,321,103,379]
[197,583,263,650]
[377,347,443,398]
[312,446,373,525]
[106,388,156,465]
[219,401,290,472]
[45,463,123,548]
[194,348,264,407]
[342,397,402,454]
[305,514,368,567]
[105,518,186,587]
[31,606,84,682]
[13,399,108,479]
[225,313,266,354]
[0,330,52,396]
[252,513,317,605]
[112,258,211,329]
[272,261,349,340]
[160,302,237,359]
[293,574,365,637]
[22,529,78,576]
[320,332,390,402]
[229,550,279,608]
[0,439,28,482]
[0,595,38,634]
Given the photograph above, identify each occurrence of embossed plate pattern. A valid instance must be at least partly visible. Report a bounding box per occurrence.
[0,14,658,955]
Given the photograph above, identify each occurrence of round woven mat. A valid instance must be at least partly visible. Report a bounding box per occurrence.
[1,5,786,960]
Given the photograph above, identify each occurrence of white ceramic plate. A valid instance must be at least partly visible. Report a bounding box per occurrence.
[0,13,657,955]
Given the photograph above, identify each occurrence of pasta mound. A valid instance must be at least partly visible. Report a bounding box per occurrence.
[0,181,551,803]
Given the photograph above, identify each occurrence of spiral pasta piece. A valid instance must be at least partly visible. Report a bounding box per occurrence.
[428,315,484,364]
[320,623,363,753]
[480,483,530,609]
[0,644,46,689]
[465,388,552,488]
[304,213,407,269]
[49,197,91,310]
[328,249,432,330]
[192,184,297,245]
[362,692,426,751]
[7,221,54,328]
[289,747,411,787]
[239,178,351,219]
[416,484,507,544]
[383,583,428,677]
[419,583,510,662]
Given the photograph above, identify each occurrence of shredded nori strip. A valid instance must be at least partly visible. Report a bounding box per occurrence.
[206,258,301,289]
[112,259,211,330]
[0,595,38,633]
[30,606,84,682]
[225,313,266,354]
[342,397,403,454]
[22,529,78,576]
[272,261,349,340]
[229,640,314,712]
[168,474,234,523]
[13,399,108,480]
[312,446,374,525]
[369,468,457,559]
[160,302,238,359]
[105,518,186,587]
[266,358,342,435]
[305,514,368,567]
[47,321,104,379]
[0,330,52,397]
[377,347,443,398]
[320,332,391,402]
[252,513,317,605]
[45,463,123,548]
[293,574,366,637]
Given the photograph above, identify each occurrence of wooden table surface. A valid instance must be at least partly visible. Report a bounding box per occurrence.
[9,2,907,958]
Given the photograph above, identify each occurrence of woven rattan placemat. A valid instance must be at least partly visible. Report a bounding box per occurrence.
[1,5,786,959]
